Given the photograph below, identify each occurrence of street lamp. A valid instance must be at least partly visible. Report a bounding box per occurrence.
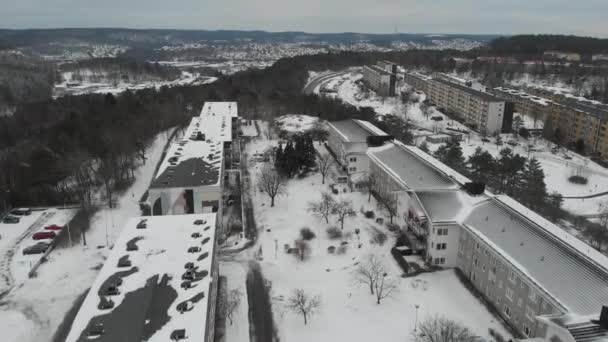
[414,304,420,332]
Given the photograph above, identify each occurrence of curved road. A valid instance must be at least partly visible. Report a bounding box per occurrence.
[303,69,353,94]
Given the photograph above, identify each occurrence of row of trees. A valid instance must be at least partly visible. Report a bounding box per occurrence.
[434,142,563,221]
[274,133,316,177]
[307,192,356,230]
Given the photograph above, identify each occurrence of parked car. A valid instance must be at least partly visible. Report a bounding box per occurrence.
[136,219,147,229]
[3,215,20,224]
[32,231,56,240]
[44,224,63,231]
[11,208,32,216]
[176,301,194,313]
[23,242,50,255]
[87,323,105,338]
[188,246,201,253]
[170,329,186,341]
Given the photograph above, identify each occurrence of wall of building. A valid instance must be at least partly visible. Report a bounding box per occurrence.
[486,102,506,135]
[456,228,564,338]
[148,185,222,216]
[426,223,461,267]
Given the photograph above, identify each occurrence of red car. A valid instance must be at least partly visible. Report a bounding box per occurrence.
[44,224,63,231]
[32,231,56,240]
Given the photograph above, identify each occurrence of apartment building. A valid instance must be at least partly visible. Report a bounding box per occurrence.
[64,214,220,342]
[147,102,238,215]
[491,87,551,125]
[326,119,390,185]
[377,60,398,74]
[543,51,582,62]
[425,77,513,135]
[365,140,608,341]
[404,72,431,92]
[362,63,397,96]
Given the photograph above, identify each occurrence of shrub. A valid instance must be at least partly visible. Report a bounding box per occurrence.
[568,175,588,185]
[364,210,375,219]
[327,246,336,254]
[326,226,342,239]
[300,227,316,240]
[337,245,348,254]
[371,229,387,245]
[386,223,400,232]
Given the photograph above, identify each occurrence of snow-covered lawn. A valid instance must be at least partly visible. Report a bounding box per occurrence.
[223,133,511,342]
[275,114,319,134]
[0,128,175,342]
[336,72,407,116]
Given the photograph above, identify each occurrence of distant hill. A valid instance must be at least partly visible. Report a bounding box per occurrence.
[489,34,608,56]
[0,28,499,49]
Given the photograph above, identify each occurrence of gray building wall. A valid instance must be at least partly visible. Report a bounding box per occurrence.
[456,227,565,338]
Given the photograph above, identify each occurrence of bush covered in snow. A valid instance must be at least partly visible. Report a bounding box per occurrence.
[300,227,316,240]
[568,175,588,185]
[364,210,375,219]
[371,228,388,245]
[326,226,342,239]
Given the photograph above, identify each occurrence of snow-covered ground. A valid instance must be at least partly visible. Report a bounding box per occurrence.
[274,114,319,134]
[54,71,217,97]
[316,70,608,217]
[222,127,512,342]
[0,128,175,342]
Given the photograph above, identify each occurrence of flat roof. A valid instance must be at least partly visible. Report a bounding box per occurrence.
[415,190,487,223]
[65,214,218,342]
[555,98,608,120]
[367,142,459,191]
[328,119,387,143]
[432,78,503,103]
[199,102,238,143]
[464,197,608,315]
[364,65,395,76]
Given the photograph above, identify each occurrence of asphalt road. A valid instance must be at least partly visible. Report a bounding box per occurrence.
[302,69,351,94]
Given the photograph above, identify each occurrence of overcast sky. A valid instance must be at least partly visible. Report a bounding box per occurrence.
[1,0,607,37]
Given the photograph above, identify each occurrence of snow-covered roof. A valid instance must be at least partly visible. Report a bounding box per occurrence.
[464,197,608,315]
[199,101,238,142]
[151,118,224,189]
[415,189,488,223]
[367,141,460,191]
[432,78,503,103]
[65,214,218,342]
[328,119,387,143]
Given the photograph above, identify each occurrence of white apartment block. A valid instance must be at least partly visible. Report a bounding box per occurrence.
[362,63,397,97]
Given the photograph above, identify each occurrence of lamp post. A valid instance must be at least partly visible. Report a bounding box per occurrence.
[414,304,420,332]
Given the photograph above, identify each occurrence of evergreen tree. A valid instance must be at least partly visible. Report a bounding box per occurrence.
[521,157,547,210]
[275,142,284,171]
[435,141,466,174]
[283,141,298,177]
[467,147,495,183]
[496,148,526,195]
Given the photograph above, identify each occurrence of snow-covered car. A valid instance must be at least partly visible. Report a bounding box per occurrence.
[136,219,147,229]
[188,246,201,253]
[3,215,20,224]
[87,323,105,338]
[23,242,50,255]
[193,219,206,225]
[11,208,32,216]
[176,301,194,313]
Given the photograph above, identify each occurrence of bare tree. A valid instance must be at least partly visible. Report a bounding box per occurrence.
[307,192,335,223]
[374,272,399,304]
[225,289,243,325]
[375,188,399,224]
[332,199,356,230]
[286,288,322,325]
[351,254,385,295]
[258,165,285,207]
[413,315,474,342]
[317,154,334,184]
[357,173,379,202]
[294,240,311,261]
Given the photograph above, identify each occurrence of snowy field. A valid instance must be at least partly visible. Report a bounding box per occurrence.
[274,114,319,134]
[314,70,608,217]
[222,127,512,342]
[0,128,175,342]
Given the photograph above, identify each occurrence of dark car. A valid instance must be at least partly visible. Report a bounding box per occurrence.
[23,242,50,255]
[98,297,115,310]
[176,301,194,313]
[193,219,206,226]
[184,262,194,270]
[117,259,132,268]
[3,215,20,224]
[170,329,187,341]
[188,246,201,253]
[191,232,202,238]
[11,208,32,216]
[182,270,195,281]
[105,285,120,296]
[32,231,56,240]
[136,219,147,229]
[88,323,105,338]
[44,224,63,231]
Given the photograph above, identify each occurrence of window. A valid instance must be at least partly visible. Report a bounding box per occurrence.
[504,305,511,317]
[349,157,357,163]
[529,290,537,303]
[436,243,447,250]
[509,271,517,283]
[506,287,514,301]
[474,258,478,267]
[526,306,535,320]
[523,325,531,337]
[437,228,448,236]
[434,257,445,265]
[348,167,357,172]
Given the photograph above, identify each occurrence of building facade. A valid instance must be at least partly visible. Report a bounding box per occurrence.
[362,63,397,96]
